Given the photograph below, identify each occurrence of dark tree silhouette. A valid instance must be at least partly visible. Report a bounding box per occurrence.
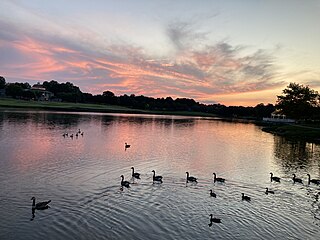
[0,78,280,119]
[0,76,6,89]
[276,83,319,119]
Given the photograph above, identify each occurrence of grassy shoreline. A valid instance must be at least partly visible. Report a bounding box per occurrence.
[1,98,320,143]
[261,124,320,143]
[0,98,218,117]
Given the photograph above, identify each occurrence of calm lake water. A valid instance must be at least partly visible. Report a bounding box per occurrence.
[0,110,319,239]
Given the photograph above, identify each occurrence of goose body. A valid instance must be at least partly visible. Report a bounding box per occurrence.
[292,174,303,184]
[265,188,275,194]
[152,170,163,183]
[307,174,320,185]
[120,175,130,188]
[125,143,131,149]
[209,214,221,224]
[186,172,197,183]
[131,167,140,179]
[213,173,225,183]
[210,190,216,198]
[31,197,51,210]
[270,172,280,182]
[242,193,251,201]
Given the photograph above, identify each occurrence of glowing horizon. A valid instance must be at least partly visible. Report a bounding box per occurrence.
[0,0,319,106]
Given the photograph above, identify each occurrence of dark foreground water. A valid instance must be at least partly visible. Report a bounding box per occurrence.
[0,110,319,239]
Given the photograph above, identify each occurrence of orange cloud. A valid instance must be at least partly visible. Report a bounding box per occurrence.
[0,25,285,106]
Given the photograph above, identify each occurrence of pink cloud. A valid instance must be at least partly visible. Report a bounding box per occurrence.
[0,20,285,105]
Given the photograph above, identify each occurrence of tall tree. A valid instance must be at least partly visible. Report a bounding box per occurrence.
[276,82,319,119]
[0,76,5,89]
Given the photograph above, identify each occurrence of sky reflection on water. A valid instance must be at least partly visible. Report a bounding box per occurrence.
[0,110,319,240]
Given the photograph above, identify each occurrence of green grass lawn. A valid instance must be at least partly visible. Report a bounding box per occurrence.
[0,98,217,117]
[0,98,138,112]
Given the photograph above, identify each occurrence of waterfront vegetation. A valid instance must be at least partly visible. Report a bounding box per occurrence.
[1,77,320,142]
[262,124,320,142]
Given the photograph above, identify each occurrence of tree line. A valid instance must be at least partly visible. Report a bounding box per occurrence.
[0,76,319,120]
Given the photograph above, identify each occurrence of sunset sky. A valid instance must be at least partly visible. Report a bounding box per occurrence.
[0,0,319,106]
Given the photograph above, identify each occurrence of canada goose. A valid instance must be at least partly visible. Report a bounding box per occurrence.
[210,190,216,198]
[152,170,163,183]
[81,132,84,136]
[31,197,51,210]
[131,167,140,179]
[125,143,131,149]
[270,172,280,182]
[186,172,197,183]
[307,174,320,185]
[213,173,225,183]
[120,175,130,188]
[265,188,275,194]
[78,129,81,134]
[292,174,303,184]
[70,134,73,138]
[242,193,251,201]
[209,214,221,224]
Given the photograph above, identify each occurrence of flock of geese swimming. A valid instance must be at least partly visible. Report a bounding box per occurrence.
[62,129,84,138]
[31,142,320,224]
[120,166,320,224]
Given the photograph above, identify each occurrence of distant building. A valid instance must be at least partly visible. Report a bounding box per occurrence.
[30,83,54,101]
[31,83,46,91]
[263,111,295,123]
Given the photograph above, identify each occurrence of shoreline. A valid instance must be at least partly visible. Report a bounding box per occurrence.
[0,97,219,118]
[1,98,320,143]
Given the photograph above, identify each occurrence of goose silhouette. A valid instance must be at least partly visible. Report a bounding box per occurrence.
[292,174,303,184]
[307,174,320,185]
[213,173,225,183]
[152,170,163,183]
[242,193,251,201]
[186,172,197,183]
[210,189,216,198]
[208,214,221,225]
[120,175,130,188]
[265,188,275,194]
[125,143,131,149]
[270,172,280,182]
[31,197,51,210]
[131,167,140,179]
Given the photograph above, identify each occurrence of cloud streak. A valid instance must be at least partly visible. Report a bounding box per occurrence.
[0,15,285,105]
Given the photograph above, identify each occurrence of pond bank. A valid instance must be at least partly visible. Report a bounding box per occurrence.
[261,123,320,143]
[0,98,217,117]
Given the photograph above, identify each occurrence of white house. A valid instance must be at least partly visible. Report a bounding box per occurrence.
[263,112,295,123]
